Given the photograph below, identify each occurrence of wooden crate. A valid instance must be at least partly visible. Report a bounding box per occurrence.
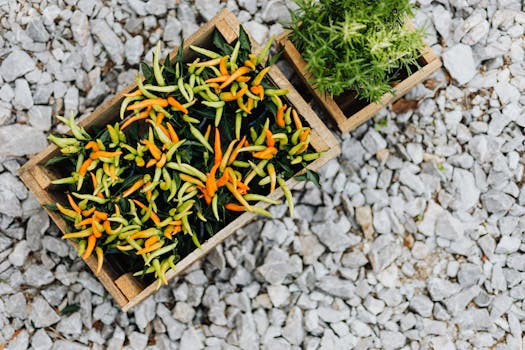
[275,20,442,134]
[18,9,341,311]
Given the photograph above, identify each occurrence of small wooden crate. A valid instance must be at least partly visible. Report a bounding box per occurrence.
[18,9,340,311]
[276,20,442,134]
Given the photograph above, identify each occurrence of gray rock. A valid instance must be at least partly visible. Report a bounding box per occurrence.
[71,11,90,46]
[238,0,258,14]
[491,263,507,292]
[311,216,354,252]
[399,169,426,195]
[8,240,31,267]
[482,191,514,213]
[282,307,304,345]
[180,327,204,349]
[5,292,28,319]
[417,201,444,236]
[444,285,481,316]
[341,250,368,268]
[261,0,291,23]
[28,105,52,131]
[31,329,52,350]
[452,168,480,210]
[128,0,147,15]
[257,249,301,284]
[361,129,387,154]
[443,44,477,85]
[477,235,496,260]
[455,11,489,45]
[267,285,290,307]
[316,276,354,298]
[435,211,464,241]
[380,330,406,350]
[406,143,423,164]
[125,36,144,66]
[29,297,60,328]
[128,331,148,350]
[163,17,182,43]
[507,254,525,271]
[457,263,482,287]
[56,312,83,335]
[133,296,156,330]
[495,235,521,254]
[355,206,373,238]
[368,235,401,272]
[427,278,461,301]
[244,21,269,45]
[91,19,124,65]
[0,124,48,157]
[13,79,33,110]
[7,329,29,350]
[409,294,433,317]
[26,19,50,42]
[24,264,54,287]
[173,302,195,323]
[0,49,36,82]
[195,0,221,20]
[64,86,79,117]
[145,0,167,15]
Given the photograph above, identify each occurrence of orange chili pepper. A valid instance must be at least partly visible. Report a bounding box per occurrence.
[144,235,159,248]
[102,220,112,234]
[67,193,82,213]
[265,129,274,148]
[122,179,145,198]
[224,203,245,211]
[82,234,96,260]
[292,108,302,130]
[219,56,229,76]
[89,151,122,160]
[166,122,179,143]
[85,141,99,152]
[156,153,167,168]
[220,92,237,102]
[205,76,229,84]
[136,241,163,255]
[236,76,251,83]
[246,98,254,113]
[250,85,264,100]
[95,247,104,274]
[146,159,157,168]
[253,146,277,159]
[205,163,220,199]
[82,207,96,217]
[155,112,165,126]
[235,84,249,100]
[227,136,247,165]
[167,96,188,114]
[122,90,142,97]
[244,60,256,70]
[141,139,161,160]
[94,211,108,221]
[276,105,287,127]
[90,171,97,189]
[237,97,251,114]
[92,221,102,238]
[219,66,250,89]
[214,128,222,165]
[126,98,168,110]
[75,217,93,227]
[120,107,151,130]
[79,158,93,176]
[299,128,311,143]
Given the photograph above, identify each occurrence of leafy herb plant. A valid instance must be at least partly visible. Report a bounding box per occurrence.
[46,27,321,287]
[287,0,426,102]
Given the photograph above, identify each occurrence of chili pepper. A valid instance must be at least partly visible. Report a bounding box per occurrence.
[256,36,274,65]
[82,234,96,260]
[189,123,213,153]
[299,128,311,143]
[250,66,270,86]
[214,128,222,165]
[77,239,86,257]
[92,220,104,238]
[153,42,166,86]
[289,141,308,156]
[267,163,276,193]
[167,96,188,114]
[178,78,191,103]
[219,56,229,75]
[57,114,91,141]
[144,242,178,266]
[141,139,162,160]
[122,90,142,97]
[62,228,92,239]
[122,179,145,198]
[89,151,122,160]
[206,76,229,84]
[67,194,82,213]
[244,59,256,70]
[224,203,245,211]
[292,109,302,130]
[251,205,273,217]
[225,182,252,211]
[243,193,281,205]
[127,98,168,110]
[95,247,104,274]
[192,56,221,67]
[278,177,294,216]
[136,241,163,255]
[120,95,143,120]
[219,66,250,89]
[250,85,264,100]
[136,75,158,99]
[237,96,251,114]
[72,192,108,204]
[56,203,79,219]
[143,84,178,93]
[180,173,205,188]
[190,45,221,59]
[48,135,81,148]
[253,146,277,159]
[276,105,287,127]
[290,156,302,165]
[303,152,322,161]
[202,100,225,108]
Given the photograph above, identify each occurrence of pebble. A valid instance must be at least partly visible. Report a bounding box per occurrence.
[29,297,60,328]
[0,49,36,82]
[13,79,33,110]
[442,44,477,85]
[91,19,124,65]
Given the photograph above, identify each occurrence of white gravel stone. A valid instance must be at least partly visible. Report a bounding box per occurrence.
[243,21,269,45]
[70,11,90,46]
[29,297,60,328]
[443,44,477,85]
[91,19,124,65]
[0,49,36,82]
[13,79,33,110]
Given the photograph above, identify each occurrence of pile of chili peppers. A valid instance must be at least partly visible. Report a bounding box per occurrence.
[47,28,321,287]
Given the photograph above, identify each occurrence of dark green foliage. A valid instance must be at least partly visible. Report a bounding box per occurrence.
[287,0,425,102]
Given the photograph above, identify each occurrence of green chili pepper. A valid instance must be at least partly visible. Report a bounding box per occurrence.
[278,177,293,217]
[190,45,221,59]
[189,124,213,153]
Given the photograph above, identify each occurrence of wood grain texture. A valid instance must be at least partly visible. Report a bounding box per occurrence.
[19,8,340,311]
[275,19,442,134]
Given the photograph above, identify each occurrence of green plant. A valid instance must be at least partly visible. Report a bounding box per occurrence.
[287,0,425,102]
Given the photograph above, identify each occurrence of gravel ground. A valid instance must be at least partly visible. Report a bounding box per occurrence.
[0,0,524,349]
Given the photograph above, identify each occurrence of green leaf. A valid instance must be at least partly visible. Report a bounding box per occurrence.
[213,30,233,56]
[238,25,252,53]
[43,155,70,167]
[60,304,80,315]
[295,169,321,189]
[140,62,154,83]
[268,50,283,67]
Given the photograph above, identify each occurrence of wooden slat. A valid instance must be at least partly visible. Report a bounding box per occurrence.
[275,18,442,134]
